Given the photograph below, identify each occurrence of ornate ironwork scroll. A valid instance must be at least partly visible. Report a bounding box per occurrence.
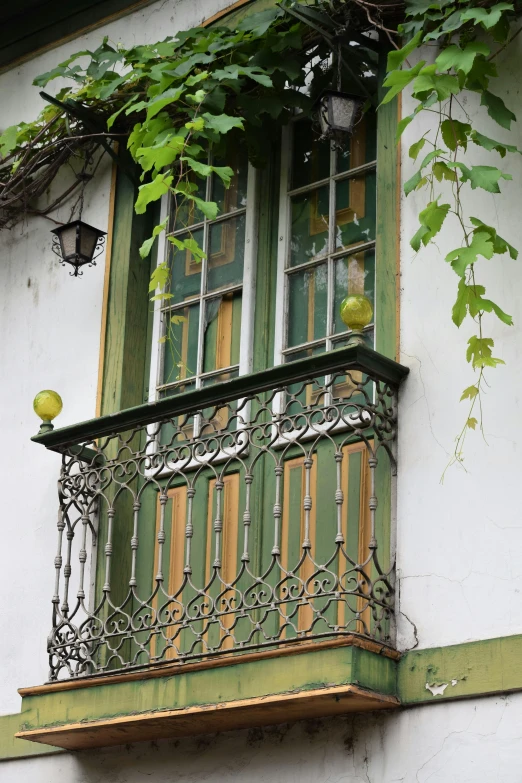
[48,359,400,680]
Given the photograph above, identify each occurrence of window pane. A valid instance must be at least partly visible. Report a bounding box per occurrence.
[287,264,327,348]
[169,229,203,302]
[290,186,329,267]
[292,119,330,189]
[336,112,377,173]
[333,249,375,334]
[212,146,248,214]
[207,214,246,292]
[162,302,200,386]
[335,171,376,251]
[203,292,242,373]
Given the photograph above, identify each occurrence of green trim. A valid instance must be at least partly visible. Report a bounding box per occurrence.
[399,634,522,705]
[18,645,397,733]
[33,344,408,450]
[0,713,60,761]
[375,66,399,361]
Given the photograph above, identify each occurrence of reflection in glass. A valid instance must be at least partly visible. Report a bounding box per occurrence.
[333,250,375,334]
[169,228,203,302]
[208,214,246,291]
[203,292,242,373]
[292,119,330,189]
[212,146,248,214]
[290,186,329,266]
[287,264,327,348]
[162,302,200,387]
[336,112,376,174]
[335,172,376,251]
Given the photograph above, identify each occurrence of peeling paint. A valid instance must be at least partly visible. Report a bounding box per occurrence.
[425,683,448,696]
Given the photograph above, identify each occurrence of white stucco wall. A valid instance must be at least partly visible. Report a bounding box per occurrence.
[1,1,522,779]
[396,39,522,651]
[3,694,522,782]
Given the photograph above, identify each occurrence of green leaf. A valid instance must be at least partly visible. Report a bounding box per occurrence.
[183,157,212,177]
[481,91,516,130]
[466,335,505,368]
[136,137,185,173]
[236,7,284,36]
[396,113,414,141]
[0,125,19,158]
[470,130,518,158]
[140,217,169,259]
[445,231,494,277]
[413,65,460,101]
[469,218,518,259]
[435,42,490,75]
[460,3,513,29]
[135,173,173,214]
[452,279,513,327]
[201,113,244,134]
[411,199,450,251]
[192,197,218,221]
[463,165,512,193]
[381,61,425,105]
[440,119,471,152]
[146,85,185,120]
[467,417,478,430]
[409,137,426,161]
[460,385,479,401]
[149,261,169,293]
[433,161,457,182]
[386,30,423,71]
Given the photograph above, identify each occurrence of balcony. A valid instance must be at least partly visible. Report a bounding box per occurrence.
[17,344,408,749]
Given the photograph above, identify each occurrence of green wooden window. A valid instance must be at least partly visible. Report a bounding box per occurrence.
[274,112,377,364]
[150,143,258,401]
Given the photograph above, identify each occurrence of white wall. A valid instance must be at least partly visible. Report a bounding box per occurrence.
[3,694,522,782]
[396,39,522,650]
[0,0,249,717]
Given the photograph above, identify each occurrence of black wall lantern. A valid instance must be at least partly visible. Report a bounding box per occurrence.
[315,90,363,141]
[51,220,107,277]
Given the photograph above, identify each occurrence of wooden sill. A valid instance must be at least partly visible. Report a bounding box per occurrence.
[16,684,399,750]
[18,636,400,697]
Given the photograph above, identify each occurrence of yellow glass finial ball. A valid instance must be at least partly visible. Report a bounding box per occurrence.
[33,390,63,422]
[340,294,373,332]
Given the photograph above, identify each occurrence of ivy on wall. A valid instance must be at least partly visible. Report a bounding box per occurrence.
[0,0,519,467]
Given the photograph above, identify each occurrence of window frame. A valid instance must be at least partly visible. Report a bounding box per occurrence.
[274,116,377,367]
[148,162,259,404]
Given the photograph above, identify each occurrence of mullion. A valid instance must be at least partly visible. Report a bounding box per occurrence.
[286,160,376,199]
[169,206,247,237]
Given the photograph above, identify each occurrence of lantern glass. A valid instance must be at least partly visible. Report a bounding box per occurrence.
[78,223,100,261]
[317,91,362,137]
[57,223,78,260]
[51,220,106,276]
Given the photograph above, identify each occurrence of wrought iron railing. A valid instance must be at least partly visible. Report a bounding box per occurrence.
[33,345,408,681]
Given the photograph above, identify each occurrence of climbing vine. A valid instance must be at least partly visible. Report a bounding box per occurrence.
[382,0,520,470]
[0,0,520,467]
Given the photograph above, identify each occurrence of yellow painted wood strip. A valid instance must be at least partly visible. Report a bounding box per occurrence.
[95,156,119,417]
[220,474,240,649]
[216,295,234,370]
[165,486,187,660]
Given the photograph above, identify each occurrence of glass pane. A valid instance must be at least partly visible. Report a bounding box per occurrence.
[162,302,200,387]
[172,177,206,230]
[336,111,377,173]
[335,171,376,251]
[290,186,329,267]
[292,118,330,189]
[200,371,240,436]
[169,229,203,302]
[207,214,246,292]
[333,249,375,334]
[203,292,242,373]
[287,264,327,348]
[212,146,248,214]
